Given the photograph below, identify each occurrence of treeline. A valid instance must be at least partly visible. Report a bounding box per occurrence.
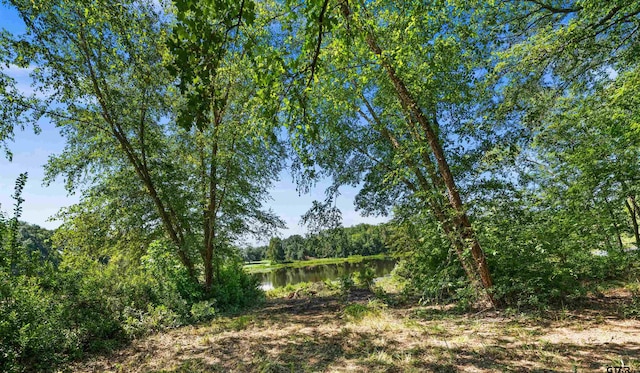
[243,223,389,262]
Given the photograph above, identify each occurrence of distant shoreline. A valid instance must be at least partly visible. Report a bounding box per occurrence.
[243,254,392,274]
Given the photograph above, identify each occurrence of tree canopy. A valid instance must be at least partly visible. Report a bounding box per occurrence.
[1,0,640,370]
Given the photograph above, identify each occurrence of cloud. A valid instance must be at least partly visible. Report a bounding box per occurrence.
[4,64,34,77]
[3,64,39,96]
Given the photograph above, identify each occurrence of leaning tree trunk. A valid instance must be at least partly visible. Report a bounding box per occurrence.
[339,0,496,306]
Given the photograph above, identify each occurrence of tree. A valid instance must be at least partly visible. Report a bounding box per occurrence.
[492,0,640,250]
[280,0,497,305]
[0,172,27,274]
[266,237,285,263]
[6,0,285,293]
[0,29,43,160]
[166,0,287,289]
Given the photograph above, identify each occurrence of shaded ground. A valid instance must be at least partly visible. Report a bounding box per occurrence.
[70,288,639,372]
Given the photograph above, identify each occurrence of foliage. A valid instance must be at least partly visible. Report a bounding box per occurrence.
[211,260,264,313]
[190,300,217,323]
[343,299,385,322]
[388,214,467,304]
[2,0,640,370]
[338,273,355,298]
[354,264,375,289]
[1,234,262,372]
[266,237,285,263]
[5,0,285,295]
[245,223,390,262]
[0,30,42,161]
[621,281,640,318]
[278,0,500,304]
[0,173,27,272]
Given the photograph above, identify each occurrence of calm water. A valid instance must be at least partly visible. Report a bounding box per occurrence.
[255,258,397,290]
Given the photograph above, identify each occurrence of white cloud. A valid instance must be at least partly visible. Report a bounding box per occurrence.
[4,64,34,77]
[2,64,44,97]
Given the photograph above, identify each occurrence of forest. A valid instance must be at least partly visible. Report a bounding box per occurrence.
[245,223,390,262]
[1,0,639,372]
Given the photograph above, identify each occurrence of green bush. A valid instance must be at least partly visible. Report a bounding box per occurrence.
[1,275,76,372]
[212,260,264,312]
[343,299,385,321]
[0,237,264,373]
[391,200,634,309]
[338,273,354,298]
[354,264,375,288]
[122,304,181,338]
[190,300,216,323]
[620,281,640,318]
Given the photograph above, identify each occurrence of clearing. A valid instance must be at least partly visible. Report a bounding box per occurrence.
[70,287,639,372]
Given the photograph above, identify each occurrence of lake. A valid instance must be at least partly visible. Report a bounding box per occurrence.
[255,257,397,290]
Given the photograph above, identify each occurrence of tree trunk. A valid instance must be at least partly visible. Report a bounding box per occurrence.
[340,1,495,306]
[369,107,482,287]
[203,133,219,292]
[626,197,640,248]
[78,30,197,282]
[603,196,624,251]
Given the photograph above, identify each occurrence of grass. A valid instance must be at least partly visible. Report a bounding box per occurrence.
[243,254,390,274]
[70,284,640,373]
[264,280,341,298]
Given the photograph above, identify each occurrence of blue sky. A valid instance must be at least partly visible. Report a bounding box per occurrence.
[0,4,388,244]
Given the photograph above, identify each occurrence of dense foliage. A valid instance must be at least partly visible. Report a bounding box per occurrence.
[245,223,390,262]
[1,187,261,373]
[1,0,640,371]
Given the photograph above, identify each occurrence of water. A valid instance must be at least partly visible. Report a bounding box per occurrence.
[255,257,397,290]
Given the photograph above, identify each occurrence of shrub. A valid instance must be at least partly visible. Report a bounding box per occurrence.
[190,300,216,323]
[354,264,375,289]
[343,299,385,322]
[212,261,264,312]
[338,273,354,298]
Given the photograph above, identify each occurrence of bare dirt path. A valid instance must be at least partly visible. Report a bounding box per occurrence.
[71,289,639,372]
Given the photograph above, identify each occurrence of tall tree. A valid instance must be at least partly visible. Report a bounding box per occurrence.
[493,0,640,250]
[266,236,285,263]
[167,0,287,289]
[280,0,497,305]
[6,0,285,292]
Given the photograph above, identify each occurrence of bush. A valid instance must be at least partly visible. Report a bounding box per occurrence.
[391,201,634,309]
[0,237,266,372]
[190,300,216,323]
[0,275,77,373]
[620,281,640,318]
[354,264,375,288]
[343,299,385,322]
[338,273,354,298]
[212,260,264,312]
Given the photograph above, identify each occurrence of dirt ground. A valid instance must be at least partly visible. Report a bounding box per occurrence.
[70,288,639,373]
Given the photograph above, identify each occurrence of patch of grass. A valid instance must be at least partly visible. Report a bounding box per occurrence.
[198,335,213,346]
[620,281,640,318]
[229,315,253,331]
[366,350,394,365]
[374,275,406,294]
[208,314,254,333]
[256,360,297,373]
[266,281,338,299]
[344,303,375,321]
[343,299,387,322]
[410,306,461,321]
[150,358,222,373]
